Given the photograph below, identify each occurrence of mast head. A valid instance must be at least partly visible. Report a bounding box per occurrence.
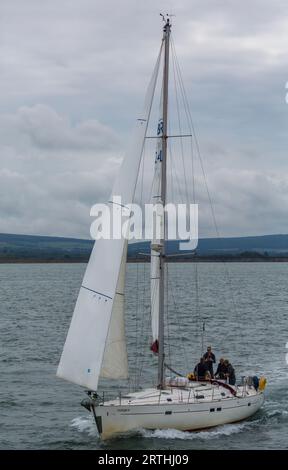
[160,13,173,32]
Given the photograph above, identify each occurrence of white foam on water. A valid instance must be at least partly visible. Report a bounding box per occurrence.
[265,399,281,407]
[140,421,255,441]
[70,416,98,437]
[263,399,288,419]
[266,408,288,419]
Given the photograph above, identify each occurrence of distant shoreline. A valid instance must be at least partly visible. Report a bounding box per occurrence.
[2,233,288,264]
[1,256,288,264]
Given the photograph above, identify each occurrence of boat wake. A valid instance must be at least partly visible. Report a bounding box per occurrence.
[70,397,287,443]
[70,416,97,437]
[69,416,256,441]
[139,421,257,441]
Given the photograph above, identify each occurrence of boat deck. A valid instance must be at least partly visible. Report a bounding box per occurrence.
[99,381,258,407]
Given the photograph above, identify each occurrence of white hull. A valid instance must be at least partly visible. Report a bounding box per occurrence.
[90,382,264,440]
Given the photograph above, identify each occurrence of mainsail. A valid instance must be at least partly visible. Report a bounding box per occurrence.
[150,108,164,352]
[57,44,163,391]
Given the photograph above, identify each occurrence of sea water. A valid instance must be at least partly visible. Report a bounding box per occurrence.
[1,262,287,449]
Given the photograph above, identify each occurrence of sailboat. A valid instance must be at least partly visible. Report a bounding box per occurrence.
[57,16,266,440]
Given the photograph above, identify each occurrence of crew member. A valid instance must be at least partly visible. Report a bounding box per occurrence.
[224,359,236,385]
[203,346,216,378]
[194,357,209,381]
[215,358,227,379]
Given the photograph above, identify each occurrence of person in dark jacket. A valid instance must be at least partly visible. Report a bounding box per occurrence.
[203,346,216,378]
[215,358,227,379]
[224,359,236,385]
[194,357,209,380]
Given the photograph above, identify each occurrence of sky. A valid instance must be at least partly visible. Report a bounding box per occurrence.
[0,0,288,239]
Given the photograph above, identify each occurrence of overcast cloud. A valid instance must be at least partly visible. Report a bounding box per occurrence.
[0,0,287,239]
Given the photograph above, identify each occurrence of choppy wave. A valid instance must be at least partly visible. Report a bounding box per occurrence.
[70,416,98,437]
[3,263,286,449]
[263,399,288,420]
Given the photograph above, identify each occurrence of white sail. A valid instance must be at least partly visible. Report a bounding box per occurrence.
[100,242,128,378]
[150,98,164,350]
[150,244,160,345]
[57,44,163,390]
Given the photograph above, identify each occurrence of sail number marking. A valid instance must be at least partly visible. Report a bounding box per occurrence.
[157,120,163,135]
[155,149,163,163]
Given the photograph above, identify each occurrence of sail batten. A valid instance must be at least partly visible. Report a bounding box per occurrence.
[57,44,163,391]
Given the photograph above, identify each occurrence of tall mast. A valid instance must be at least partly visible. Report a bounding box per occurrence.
[158,17,171,389]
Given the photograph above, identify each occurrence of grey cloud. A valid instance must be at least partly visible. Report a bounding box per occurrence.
[0,104,122,237]
[0,0,288,238]
[17,104,120,150]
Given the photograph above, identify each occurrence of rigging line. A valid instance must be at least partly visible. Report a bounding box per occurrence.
[137,275,152,387]
[168,268,189,373]
[183,98,243,339]
[133,142,147,390]
[139,177,151,387]
[171,38,246,346]
[171,45,239,355]
[171,36,194,204]
[148,171,158,207]
[169,41,197,364]
[165,363,184,377]
[186,95,203,355]
[169,145,186,208]
[139,156,149,389]
[171,38,205,354]
[166,146,177,369]
[171,41,190,206]
[172,289,189,373]
[188,132,203,356]
[133,155,141,390]
[146,134,193,139]
[165,262,172,366]
[136,263,147,389]
[172,38,201,209]
[167,134,190,373]
[168,136,196,366]
[168,129,185,206]
[137,149,150,389]
[134,239,140,390]
[136,267,146,387]
[172,35,223,241]
[169,43,198,360]
[172,39,203,357]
